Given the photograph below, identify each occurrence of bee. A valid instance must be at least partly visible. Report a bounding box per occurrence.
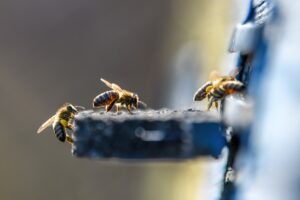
[194,70,244,110]
[37,103,85,144]
[93,78,146,114]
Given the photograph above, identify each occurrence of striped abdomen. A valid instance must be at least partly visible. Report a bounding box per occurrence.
[53,121,66,142]
[222,80,244,94]
[93,90,119,107]
[210,80,244,99]
[194,81,213,101]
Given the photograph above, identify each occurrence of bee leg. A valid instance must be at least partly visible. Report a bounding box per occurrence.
[67,124,74,130]
[106,99,117,112]
[126,105,133,114]
[116,105,120,112]
[66,135,74,144]
[214,101,219,110]
[206,96,214,111]
[207,100,214,111]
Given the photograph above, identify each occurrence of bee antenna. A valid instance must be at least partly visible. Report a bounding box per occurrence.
[138,101,147,108]
[75,106,85,110]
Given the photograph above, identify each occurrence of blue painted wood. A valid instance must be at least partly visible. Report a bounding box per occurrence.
[71,109,226,160]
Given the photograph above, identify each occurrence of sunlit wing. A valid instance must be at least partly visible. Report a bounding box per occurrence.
[62,102,71,107]
[121,89,135,96]
[208,70,221,81]
[228,67,240,77]
[37,115,55,134]
[209,68,240,81]
[100,78,123,93]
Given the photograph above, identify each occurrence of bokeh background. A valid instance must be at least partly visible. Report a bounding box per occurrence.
[0,0,243,199]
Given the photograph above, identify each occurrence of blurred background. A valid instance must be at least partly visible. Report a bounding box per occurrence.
[0,0,244,199]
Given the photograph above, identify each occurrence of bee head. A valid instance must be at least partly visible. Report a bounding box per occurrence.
[132,93,139,109]
[66,104,78,113]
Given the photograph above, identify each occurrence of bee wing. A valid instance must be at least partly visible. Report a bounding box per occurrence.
[37,115,56,134]
[101,78,124,93]
[208,70,221,81]
[229,67,241,77]
[209,69,240,82]
[121,89,135,96]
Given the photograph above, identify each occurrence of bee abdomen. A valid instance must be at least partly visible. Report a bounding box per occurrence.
[93,90,119,107]
[194,82,213,101]
[53,122,66,142]
[222,81,245,94]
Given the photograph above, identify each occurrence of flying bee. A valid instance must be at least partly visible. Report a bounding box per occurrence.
[93,78,146,114]
[37,103,85,144]
[194,69,244,110]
